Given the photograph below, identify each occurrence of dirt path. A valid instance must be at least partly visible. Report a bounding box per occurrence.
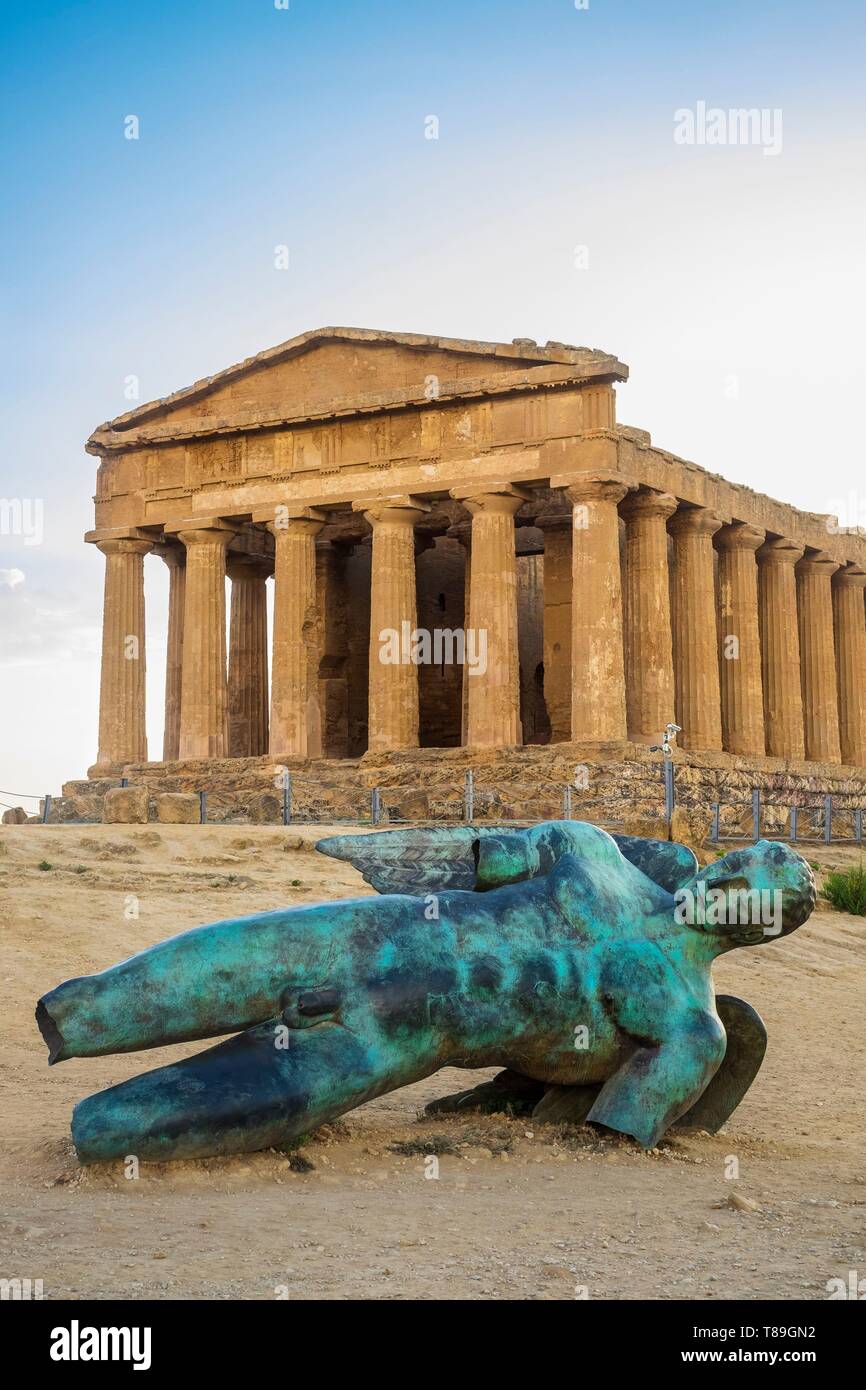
[1,824,863,1300]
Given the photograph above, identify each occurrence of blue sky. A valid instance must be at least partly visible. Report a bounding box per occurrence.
[1,0,865,798]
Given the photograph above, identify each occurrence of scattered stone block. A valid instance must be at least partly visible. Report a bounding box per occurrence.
[155,792,200,825]
[670,806,713,856]
[102,786,149,824]
[1,806,27,825]
[248,793,282,824]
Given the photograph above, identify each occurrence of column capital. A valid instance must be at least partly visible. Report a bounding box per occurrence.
[95,536,153,558]
[450,483,529,517]
[714,522,766,553]
[152,541,186,569]
[176,527,234,549]
[446,520,473,547]
[756,536,805,567]
[226,551,273,582]
[619,488,678,523]
[255,503,327,532]
[534,508,572,532]
[354,495,430,527]
[550,470,635,506]
[267,509,326,540]
[668,506,723,539]
[85,525,153,548]
[834,562,866,591]
[795,550,841,579]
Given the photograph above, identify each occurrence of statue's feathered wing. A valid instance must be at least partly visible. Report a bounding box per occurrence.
[315,824,698,896]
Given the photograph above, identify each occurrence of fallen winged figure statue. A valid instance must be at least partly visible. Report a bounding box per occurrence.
[36,822,815,1164]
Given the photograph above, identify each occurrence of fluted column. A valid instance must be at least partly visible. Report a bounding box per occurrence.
[177,527,232,760]
[446,521,473,746]
[668,507,723,751]
[227,554,270,758]
[451,485,526,748]
[796,552,841,763]
[715,523,766,756]
[269,509,325,757]
[552,471,632,742]
[620,489,677,742]
[757,538,805,759]
[536,512,572,742]
[92,536,151,771]
[833,565,866,767]
[157,545,185,761]
[315,539,351,759]
[357,497,428,752]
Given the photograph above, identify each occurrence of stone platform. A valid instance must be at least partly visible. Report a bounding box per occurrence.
[52,743,866,838]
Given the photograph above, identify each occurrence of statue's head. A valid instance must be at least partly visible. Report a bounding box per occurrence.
[673,841,816,946]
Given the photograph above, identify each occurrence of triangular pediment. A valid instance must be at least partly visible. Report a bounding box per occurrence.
[87,327,627,453]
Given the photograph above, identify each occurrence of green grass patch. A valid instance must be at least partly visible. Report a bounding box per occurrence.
[822,865,866,916]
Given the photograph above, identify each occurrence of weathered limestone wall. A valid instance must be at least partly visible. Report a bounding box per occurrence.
[55,744,866,840]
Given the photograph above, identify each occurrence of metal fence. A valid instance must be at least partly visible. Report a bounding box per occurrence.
[6,768,865,843]
[709,787,864,846]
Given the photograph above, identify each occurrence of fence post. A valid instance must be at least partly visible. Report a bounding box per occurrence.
[371,786,382,826]
[663,760,675,829]
[562,784,573,820]
[710,803,720,844]
[855,809,863,845]
[790,806,798,843]
[282,774,292,826]
[198,791,207,824]
[42,794,51,825]
[464,770,474,823]
[824,795,832,844]
[751,787,760,841]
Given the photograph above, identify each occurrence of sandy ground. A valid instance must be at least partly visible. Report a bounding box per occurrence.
[0,821,863,1302]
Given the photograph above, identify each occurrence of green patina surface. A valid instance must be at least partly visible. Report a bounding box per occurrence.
[35,822,815,1163]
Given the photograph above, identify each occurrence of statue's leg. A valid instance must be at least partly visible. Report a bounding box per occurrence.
[587,1012,727,1148]
[425,1069,545,1117]
[531,1084,600,1125]
[672,995,767,1134]
[71,1015,433,1164]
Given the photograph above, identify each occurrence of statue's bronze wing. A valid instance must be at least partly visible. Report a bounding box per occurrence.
[315,824,698,897]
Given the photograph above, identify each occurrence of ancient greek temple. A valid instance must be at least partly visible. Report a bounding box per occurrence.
[84,327,866,782]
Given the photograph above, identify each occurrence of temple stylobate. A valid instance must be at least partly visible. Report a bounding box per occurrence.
[84,327,866,779]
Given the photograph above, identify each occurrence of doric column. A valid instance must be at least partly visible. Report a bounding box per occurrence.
[177,525,233,760]
[796,552,841,764]
[668,507,723,751]
[315,539,351,759]
[156,544,185,762]
[757,537,805,759]
[715,523,766,756]
[92,535,152,771]
[450,485,526,748]
[356,497,428,752]
[833,564,866,767]
[268,509,326,758]
[226,553,270,758]
[619,489,677,743]
[536,511,572,742]
[446,521,473,746]
[551,471,632,742]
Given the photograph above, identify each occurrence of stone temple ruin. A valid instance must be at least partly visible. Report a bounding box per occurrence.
[54,327,866,830]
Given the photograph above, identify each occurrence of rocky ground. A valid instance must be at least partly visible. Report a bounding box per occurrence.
[0,823,863,1301]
